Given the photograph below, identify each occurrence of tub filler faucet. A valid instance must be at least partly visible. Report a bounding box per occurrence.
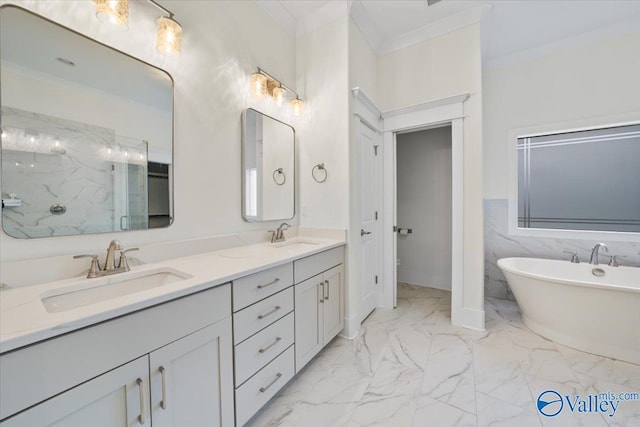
[589,243,608,265]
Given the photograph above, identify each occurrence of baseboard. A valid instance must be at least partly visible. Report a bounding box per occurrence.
[398,280,452,292]
[459,307,485,331]
[341,313,360,340]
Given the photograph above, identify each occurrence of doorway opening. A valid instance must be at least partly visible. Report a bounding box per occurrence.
[396,125,452,301]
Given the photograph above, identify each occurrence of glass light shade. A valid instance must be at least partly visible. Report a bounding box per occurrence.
[94,0,129,29]
[272,86,286,105]
[157,16,182,55]
[291,98,305,116]
[250,73,267,100]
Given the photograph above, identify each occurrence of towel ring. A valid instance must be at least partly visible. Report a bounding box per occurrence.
[312,163,327,183]
[273,168,286,185]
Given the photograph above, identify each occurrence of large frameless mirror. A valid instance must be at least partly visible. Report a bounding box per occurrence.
[0,6,174,238]
[242,108,295,222]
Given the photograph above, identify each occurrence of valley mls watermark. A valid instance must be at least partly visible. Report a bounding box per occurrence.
[537,390,640,418]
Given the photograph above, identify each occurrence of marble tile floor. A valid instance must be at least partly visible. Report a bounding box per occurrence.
[247,283,640,427]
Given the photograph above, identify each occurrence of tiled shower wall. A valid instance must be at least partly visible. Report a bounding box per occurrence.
[484,199,640,300]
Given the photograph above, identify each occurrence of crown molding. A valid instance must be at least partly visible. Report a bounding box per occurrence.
[375,5,489,56]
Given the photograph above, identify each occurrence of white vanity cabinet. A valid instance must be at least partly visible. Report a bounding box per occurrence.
[294,247,345,372]
[232,263,296,427]
[149,319,234,427]
[1,356,151,427]
[0,284,234,427]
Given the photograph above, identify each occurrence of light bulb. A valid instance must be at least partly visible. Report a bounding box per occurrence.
[273,86,286,106]
[250,72,267,100]
[291,97,305,116]
[30,136,36,143]
[94,0,129,29]
[124,150,129,157]
[157,16,182,54]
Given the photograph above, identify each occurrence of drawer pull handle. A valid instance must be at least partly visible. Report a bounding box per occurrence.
[159,366,167,410]
[259,372,283,393]
[325,280,330,300]
[259,336,282,353]
[257,278,280,289]
[136,378,145,425]
[258,305,281,320]
[320,282,324,303]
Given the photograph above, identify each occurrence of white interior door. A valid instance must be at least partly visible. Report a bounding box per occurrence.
[358,120,380,323]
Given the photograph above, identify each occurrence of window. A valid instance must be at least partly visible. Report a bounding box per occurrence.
[517,123,640,233]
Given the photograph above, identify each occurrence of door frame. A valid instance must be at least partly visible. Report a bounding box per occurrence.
[381,94,469,327]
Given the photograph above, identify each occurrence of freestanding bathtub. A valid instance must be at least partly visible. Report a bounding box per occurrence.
[498,257,640,365]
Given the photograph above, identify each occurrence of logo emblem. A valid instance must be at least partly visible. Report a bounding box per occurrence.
[537,390,563,417]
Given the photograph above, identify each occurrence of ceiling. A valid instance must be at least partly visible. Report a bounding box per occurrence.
[259,0,640,61]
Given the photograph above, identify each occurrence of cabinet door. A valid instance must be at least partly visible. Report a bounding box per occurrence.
[322,264,344,344]
[294,276,323,372]
[149,317,234,427]
[1,356,150,427]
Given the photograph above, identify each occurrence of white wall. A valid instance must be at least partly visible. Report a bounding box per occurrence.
[0,0,298,262]
[377,24,485,314]
[349,19,378,105]
[484,31,640,199]
[296,5,350,229]
[396,126,452,291]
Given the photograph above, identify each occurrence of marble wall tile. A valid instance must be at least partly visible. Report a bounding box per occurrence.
[484,199,640,300]
[2,107,147,238]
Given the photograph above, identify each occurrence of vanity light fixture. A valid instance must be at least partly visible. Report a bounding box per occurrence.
[250,72,268,99]
[250,68,305,116]
[51,138,66,155]
[93,0,183,54]
[148,0,183,54]
[290,97,305,117]
[93,0,129,29]
[273,86,286,106]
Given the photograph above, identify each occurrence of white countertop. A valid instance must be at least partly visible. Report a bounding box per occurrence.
[0,236,346,353]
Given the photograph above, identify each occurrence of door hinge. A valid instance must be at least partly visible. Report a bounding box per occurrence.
[375,275,378,284]
[393,225,398,232]
[375,211,378,220]
[374,145,379,155]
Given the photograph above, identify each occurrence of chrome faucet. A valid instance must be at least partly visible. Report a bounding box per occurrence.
[270,222,291,243]
[74,240,139,278]
[589,243,609,265]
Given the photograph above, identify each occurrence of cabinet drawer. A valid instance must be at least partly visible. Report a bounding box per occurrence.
[294,246,344,284]
[233,263,293,312]
[235,345,295,427]
[234,312,294,386]
[233,287,293,343]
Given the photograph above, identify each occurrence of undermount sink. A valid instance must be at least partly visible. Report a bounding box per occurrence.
[271,239,321,249]
[41,268,192,313]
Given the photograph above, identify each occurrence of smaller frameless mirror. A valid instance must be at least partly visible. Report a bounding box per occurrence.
[242,109,295,222]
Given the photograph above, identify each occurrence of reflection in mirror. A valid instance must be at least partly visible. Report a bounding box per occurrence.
[517,123,640,233]
[0,6,173,238]
[242,109,295,222]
